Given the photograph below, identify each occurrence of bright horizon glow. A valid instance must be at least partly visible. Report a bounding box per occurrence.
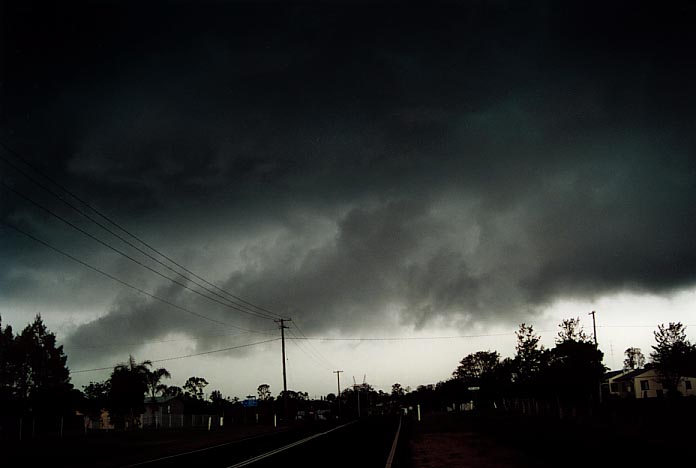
[4,287,685,400]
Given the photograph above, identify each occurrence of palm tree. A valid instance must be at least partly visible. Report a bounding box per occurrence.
[144,366,172,427]
[146,367,172,399]
[110,356,152,429]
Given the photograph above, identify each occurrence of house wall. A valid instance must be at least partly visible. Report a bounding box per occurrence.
[84,408,114,430]
[607,372,634,398]
[164,399,185,414]
[679,378,695,397]
[631,369,696,398]
[633,369,664,398]
[143,398,185,421]
[606,369,696,399]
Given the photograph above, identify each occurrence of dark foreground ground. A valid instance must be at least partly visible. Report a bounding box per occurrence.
[1,416,406,468]
[1,423,284,467]
[409,406,694,468]
[2,406,692,468]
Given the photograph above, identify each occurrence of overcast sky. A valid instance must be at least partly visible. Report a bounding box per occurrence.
[1,0,695,399]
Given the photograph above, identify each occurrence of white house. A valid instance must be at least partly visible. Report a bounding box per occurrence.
[608,368,695,399]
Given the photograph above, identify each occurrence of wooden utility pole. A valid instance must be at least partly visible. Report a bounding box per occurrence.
[588,310,602,404]
[333,370,343,418]
[589,310,598,346]
[275,318,291,421]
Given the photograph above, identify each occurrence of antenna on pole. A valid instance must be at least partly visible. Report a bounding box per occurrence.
[352,376,361,418]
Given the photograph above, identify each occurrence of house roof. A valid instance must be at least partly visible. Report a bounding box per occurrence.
[614,368,650,382]
[603,370,626,381]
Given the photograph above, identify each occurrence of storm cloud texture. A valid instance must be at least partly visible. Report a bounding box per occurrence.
[2,0,696,368]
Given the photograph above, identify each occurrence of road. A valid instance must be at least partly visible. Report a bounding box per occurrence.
[122,416,405,468]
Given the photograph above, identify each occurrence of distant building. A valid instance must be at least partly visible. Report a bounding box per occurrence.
[77,408,115,430]
[604,368,696,399]
[142,395,185,427]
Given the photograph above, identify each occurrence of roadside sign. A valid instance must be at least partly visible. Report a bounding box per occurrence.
[467,386,480,391]
[242,398,258,408]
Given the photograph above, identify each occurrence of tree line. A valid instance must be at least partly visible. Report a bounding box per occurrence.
[0,315,335,430]
[1,314,694,431]
[399,319,696,415]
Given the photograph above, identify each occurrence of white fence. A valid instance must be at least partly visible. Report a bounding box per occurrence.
[141,414,223,429]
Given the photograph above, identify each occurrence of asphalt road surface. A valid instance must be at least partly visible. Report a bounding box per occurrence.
[122,416,405,468]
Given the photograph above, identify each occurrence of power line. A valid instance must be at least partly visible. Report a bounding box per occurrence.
[281,324,696,344]
[71,337,281,373]
[0,220,274,335]
[285,332,516,342]
[286,328,333,372]
[0,143,286,320]
[0,154,280,321]
[66,328,279,350]
[69,324,691,351]
[289,322,336,369]
[596,324,696,328]
[289,328,334,370]
[1,182,275,321]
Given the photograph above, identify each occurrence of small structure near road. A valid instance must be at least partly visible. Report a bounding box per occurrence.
[143,395,185,427]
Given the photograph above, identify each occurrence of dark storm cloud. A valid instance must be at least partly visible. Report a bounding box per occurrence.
[61,282,278,367]
[2,1,696,363]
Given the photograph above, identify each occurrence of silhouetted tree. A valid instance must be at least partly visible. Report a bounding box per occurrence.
[163,385,183,397]
[210,389,223,402]
[391,383,405,397]
[109,356,152,429]
[453,351,500,383]
[145,367,171,399]
[83,380,110,400]
[183,376,208,400]
[513,323,547,394]
[83,380,110,421]
[623,347,646,370]
[556,317,590,344]
[0,315,78,419]
[209,389,230,415]
[0,317,17,402]
[257,383,272,400]
[489,357,516,400]
[436,378,468,408]
[12,315,73,415]
[547,319,605,403]
[15,316,72,398]
[650,322,695,396]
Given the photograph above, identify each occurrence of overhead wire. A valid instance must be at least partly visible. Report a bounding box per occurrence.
[1,182,275,321]
[0,144,286,321]
[286,328,333,372]
[281,324,696,343]
[71,337,281,373]
[0,154,279,320]
[66,328,279,350]
[285,332,516,342]
[0,220,275,335]
[290,321,337,369]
